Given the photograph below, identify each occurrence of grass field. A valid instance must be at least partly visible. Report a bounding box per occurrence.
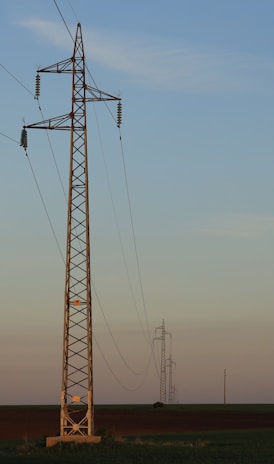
[1,429,274,463]
[0,404,273,463]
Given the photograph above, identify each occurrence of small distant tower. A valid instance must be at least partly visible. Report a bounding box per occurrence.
[23,23,120,446]
[166,353,176,403]
[154,320,170,404]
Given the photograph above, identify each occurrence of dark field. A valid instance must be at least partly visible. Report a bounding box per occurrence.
[0,404,273,439]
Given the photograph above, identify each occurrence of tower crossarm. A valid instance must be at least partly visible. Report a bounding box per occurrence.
[38,57,75,74]
[85,85,121,102]
[24,113,72,131]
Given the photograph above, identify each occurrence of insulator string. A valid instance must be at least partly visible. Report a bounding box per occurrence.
[20,128,28,149]
[117,101,122,128]
[35,73,40,99]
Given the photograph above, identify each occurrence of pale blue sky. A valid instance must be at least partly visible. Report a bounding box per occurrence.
[0,0,274,405]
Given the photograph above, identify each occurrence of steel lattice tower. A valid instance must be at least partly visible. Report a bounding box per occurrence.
[166,354,176,403]
[154,320,170,404]
[24,23,120,444]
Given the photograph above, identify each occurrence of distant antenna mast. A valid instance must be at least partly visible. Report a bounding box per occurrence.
[154,320,170,404]
[23,23,121,445]
[224,368,227,406]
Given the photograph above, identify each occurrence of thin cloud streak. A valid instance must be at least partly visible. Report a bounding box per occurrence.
[17,18,274,94]
[202,213,274,239]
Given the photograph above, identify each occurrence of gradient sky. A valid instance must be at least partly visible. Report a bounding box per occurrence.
[0,0,274,405]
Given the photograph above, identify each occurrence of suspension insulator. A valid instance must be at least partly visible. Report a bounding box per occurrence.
[117,101,122,128]
[35,73,40,99]
[20,129,28,149]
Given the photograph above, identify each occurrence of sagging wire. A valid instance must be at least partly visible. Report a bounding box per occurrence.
[20,128,65,265]
[0,63,34,97]
[53,0,74,42]
[1,60,67,206]
[92,282,140,376]
[1,129,66,270]
[0,126,64,266]
[118,127,152,346]
[92,103,147,342]
[34,71,67,202]
[93,330,156,392]
[0,131,19,145]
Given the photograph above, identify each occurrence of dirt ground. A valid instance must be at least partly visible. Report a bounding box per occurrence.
[0,406,273,440]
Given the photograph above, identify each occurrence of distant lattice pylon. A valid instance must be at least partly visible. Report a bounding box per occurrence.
[154,320,171,403]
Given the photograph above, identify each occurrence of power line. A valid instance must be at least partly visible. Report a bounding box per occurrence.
[94,330,156,392]
[36,99,68,201]
[0,128,66,268]
[92,282,140,376]
[53,0,74,42]
[92,105,148,339]
[0,63,34,97]
[119,128,152,346]
[23,147,65,265]
[0,131,19,145]
[0,62,68,261]
[0,61,67,203]
[67,0,80,23]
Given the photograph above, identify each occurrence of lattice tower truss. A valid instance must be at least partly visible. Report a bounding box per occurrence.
[154,320,170,404]
[166,354,176,403]
[24,23,120,437]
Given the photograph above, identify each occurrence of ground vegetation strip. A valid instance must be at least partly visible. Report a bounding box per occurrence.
[0,429,274,463]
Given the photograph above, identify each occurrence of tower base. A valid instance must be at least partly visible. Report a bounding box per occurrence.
[46,435,101,447]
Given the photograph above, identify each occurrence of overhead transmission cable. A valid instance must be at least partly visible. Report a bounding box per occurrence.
[1,60,67,204]
[0,131,19,145]
[53,0,74,41]
[89,79,157,380]
[91,283,140,376]
[0,64,66,264]
[118,128,152,346]
[0,63,34,97]
[24,146,65,265]
[67,0,80,23]
[93,330,156,392]
[35,93,67,201]
[91,101,147,339]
